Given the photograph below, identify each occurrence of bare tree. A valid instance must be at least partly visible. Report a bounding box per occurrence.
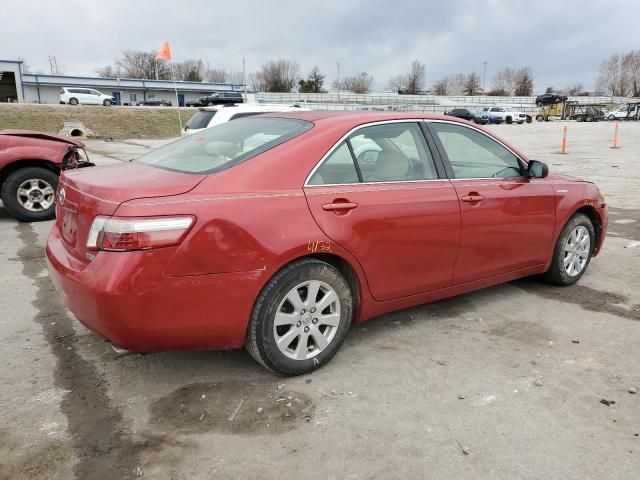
[432,75,451,95]
[388,74,406,93]
[334,72,374,94]
[596,53,629,96]
[404,60,426,94]
[492,67,517,95]
[114,50,170,79]
[247,71,266,92]
[513,67,534,96]
[463,72,481,95]
[623,50,640,97]
[206,68,228,83]
[449,73,467,95]
[174,59,205,82]
[96,65,121,78]
[257,59,299,92]
[565,83,584,95]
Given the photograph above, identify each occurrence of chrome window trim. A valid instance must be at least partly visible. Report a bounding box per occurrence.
[303,119,439,188]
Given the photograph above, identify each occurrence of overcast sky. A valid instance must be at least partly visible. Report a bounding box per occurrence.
[4,0,638,92]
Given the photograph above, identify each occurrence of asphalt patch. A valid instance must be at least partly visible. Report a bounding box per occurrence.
[149,380,315,435]
[514,278,640,321]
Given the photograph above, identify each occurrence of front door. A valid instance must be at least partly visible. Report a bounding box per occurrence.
[304,121,461,301]
[112,92,121,105]
[427,121,556,285]
[178,94,185,107]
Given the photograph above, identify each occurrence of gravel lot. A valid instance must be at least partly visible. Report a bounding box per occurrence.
[1,121,638,480]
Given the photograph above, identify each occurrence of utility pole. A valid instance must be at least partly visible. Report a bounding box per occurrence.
[482,61,488,95]
[242,56,247,101]
[336,62,340,103]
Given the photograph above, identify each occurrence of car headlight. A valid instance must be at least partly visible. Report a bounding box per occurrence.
[598,190,606,207]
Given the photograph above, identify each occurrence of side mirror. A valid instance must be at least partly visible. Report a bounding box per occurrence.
[527,160,549,179]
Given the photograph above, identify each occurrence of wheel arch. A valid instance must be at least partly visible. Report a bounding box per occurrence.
[574,205,603,254]
[262,252,365,320]
[0,159,60,191]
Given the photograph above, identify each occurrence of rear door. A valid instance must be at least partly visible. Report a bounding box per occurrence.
[427,121,556,285]
[304,121,461,301]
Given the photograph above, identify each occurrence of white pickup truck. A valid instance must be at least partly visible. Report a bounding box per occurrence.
[482,106,530,124]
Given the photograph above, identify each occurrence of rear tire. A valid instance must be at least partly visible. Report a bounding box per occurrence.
[543,213,595,286]
[1,167,58,222]
[69,98,79,106]
[246,259,353,375]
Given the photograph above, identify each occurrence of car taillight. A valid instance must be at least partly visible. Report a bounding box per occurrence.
[60,89,65,94]
[86,216,195,251]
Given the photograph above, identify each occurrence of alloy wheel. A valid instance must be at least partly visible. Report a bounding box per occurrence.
[274,280,341,360]
[16,178,55,212]
[563,226,591,276]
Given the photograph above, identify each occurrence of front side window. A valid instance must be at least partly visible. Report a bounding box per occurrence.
[349,123,438,182]
[308,142,359,185]
[430,122,522,179]
[137,118,312,174]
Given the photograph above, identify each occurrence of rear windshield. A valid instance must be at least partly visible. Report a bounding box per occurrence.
[137,117,313,174]
[185,111,217,130]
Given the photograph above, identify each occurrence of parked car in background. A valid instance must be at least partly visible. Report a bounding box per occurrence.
[46,111,607,375]
[607,104,639,120]
[139,99,172,107]
[0,130,93,221]
[186,98,206,107]
[471,108,503,124]
[59,87,115,106]
[535,93,568,106]
[199,91,244,106]
[183,104,310,135]
[444,108,489,125]
[482,106,529,124]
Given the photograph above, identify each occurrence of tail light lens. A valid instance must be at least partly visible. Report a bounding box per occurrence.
[87,216,195,251]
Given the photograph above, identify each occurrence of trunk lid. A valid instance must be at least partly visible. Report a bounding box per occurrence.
[56,162,205,258]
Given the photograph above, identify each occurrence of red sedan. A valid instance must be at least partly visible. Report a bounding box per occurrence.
[46,112,607,375]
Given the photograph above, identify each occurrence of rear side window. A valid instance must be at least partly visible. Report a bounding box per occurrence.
[349,123,438,182]
[308,142,359,185]
[308,122,438,185]
[137,118,313,174]
[185,111,217,130]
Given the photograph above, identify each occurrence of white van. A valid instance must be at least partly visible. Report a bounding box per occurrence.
[183,104,310,135]
[59,87,115,106]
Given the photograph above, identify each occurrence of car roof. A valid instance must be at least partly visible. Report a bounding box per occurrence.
[199,104,308,113]
[258,110,453,125]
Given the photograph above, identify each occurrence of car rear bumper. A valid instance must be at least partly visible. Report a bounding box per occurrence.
[45,224,269,351]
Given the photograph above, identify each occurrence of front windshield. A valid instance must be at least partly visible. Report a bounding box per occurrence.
[137,117,313,174]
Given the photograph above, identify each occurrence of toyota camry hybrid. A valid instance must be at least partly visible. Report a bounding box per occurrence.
[46,111,607,375]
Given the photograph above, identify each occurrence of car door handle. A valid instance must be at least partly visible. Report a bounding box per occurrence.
[461,194,485,202]
[322,201,358,211]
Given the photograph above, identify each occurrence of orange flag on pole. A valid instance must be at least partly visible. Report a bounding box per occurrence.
[155,41,171,61]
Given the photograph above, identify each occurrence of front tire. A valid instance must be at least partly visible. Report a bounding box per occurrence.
[1,167,58,222]
[543,213,595,286]
[246,259,353,375]
[103,99,112,106]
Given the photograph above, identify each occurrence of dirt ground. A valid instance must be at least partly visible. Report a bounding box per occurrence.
[0,121,638,480]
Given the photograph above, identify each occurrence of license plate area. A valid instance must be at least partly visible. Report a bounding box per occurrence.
[61,202,79,245]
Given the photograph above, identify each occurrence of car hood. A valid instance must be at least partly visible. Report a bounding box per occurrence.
[0,129,85,147]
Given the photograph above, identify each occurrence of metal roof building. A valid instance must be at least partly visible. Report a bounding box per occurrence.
[0,60,242,106]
